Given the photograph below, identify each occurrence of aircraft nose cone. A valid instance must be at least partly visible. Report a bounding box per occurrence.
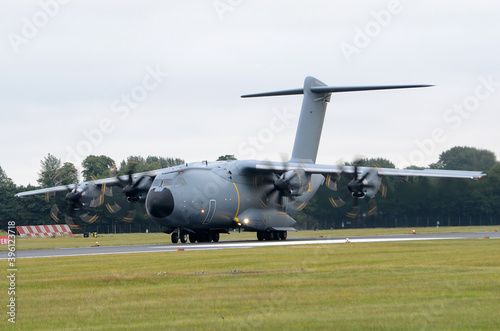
[146,188,174,219]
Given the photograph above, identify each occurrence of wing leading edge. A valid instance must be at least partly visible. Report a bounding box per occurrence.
[14,169,164,198]
[241,160,486,180]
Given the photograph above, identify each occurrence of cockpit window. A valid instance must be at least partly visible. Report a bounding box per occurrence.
[161,179,172,187]
[153,173,185,188]
[172,176,187,187]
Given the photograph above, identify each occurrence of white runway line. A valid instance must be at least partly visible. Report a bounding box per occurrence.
[3,235,469,259]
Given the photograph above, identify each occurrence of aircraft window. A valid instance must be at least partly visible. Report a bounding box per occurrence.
[153,179,162,187]
[161,179,172,187]
[172,176,187,187]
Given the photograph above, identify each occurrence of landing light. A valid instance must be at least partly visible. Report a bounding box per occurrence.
[243,218,249,224]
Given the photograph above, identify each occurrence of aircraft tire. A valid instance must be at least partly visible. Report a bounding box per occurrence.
[180,233,188,243]
[189,234,198,243]
[278,231,287,240]
[212,233,220,242]
[257,232,265,241]
[171,232,179,244]
[199,233,209,243]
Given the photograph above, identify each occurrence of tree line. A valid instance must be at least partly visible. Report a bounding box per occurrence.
[0,154,184,233]
[295,146,499,230]
[0,146,499,233]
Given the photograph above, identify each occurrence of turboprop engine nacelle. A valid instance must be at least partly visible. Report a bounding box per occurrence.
[65,183,102,209]
[286,170,309,195]
[348,168,382,199]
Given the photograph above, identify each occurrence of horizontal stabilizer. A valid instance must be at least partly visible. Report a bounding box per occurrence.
[241,88,304,98]
[241,84,432,98]
[310,84,433,94]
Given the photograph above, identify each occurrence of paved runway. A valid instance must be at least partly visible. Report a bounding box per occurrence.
[2,231,498,259]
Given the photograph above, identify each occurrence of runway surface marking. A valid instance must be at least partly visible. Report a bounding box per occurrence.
[151,236,461,250]
[2,231,497,259]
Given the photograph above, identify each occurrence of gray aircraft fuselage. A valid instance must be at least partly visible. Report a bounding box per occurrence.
[145,160,324,234]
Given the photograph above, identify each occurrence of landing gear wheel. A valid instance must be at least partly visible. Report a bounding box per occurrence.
[189,234,198,243]
[171,232,179,244]
[180,233,188,243]
[212,233,220,242]
[266,231,275,241]
[278,231,287,240]
[257,232,265,241]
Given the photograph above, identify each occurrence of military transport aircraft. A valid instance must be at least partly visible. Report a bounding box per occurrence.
[16,76,486,243]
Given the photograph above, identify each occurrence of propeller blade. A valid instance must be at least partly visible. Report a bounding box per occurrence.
[80,213,99,224]
[346,200,360,219]
[65,215,80,230]
[325,174,339,191]
[122,206,136,223]
[359,171,370,182]
[367,198,377,215]
[50,205,61,223]
[105,201,122,214]
[380,183,387,198]
[329,196,345,208]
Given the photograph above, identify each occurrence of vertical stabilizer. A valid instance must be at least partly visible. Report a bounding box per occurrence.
[289,76,330,164]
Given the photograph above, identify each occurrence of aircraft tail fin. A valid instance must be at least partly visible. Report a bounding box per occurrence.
[242,76,432,164]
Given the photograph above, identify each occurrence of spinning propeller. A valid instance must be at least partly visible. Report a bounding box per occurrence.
[105,164,152,222]
[327,159,387,219]
[49,180,104,229]
[254,158,308,210]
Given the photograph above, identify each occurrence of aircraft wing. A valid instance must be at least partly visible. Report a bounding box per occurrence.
[14,169,164,198]
[239,160,487,180]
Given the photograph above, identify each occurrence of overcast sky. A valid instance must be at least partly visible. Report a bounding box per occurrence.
[1,1,499,186]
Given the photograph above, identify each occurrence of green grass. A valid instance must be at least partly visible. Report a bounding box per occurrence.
[3,225,498,251]
[1,238,499,330]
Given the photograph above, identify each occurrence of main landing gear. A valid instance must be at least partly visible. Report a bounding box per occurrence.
[256,230,287,241]
[170,230,220,244]
[170,232,187,244]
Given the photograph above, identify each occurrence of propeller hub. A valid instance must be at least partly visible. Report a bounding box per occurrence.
[274,178,289,191]
[65,191,82,205]
[123,185,138,198]
[347,180,365,198]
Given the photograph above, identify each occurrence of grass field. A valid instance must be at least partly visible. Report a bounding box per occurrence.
[1,227,499,330]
